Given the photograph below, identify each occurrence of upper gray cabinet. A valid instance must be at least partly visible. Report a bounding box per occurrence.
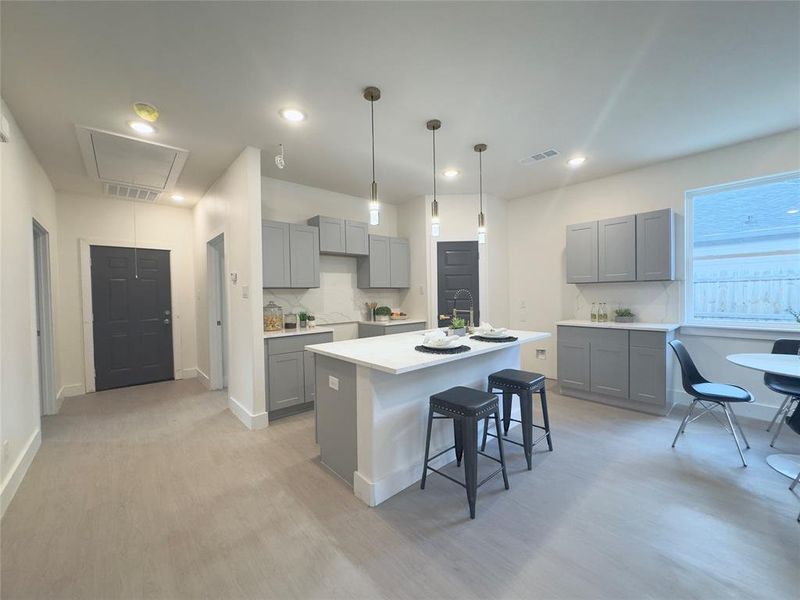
[357,234,409,288]
[636,208,674,281]
[307,216,369,256]
[262,220,319,288]
[598,215,636,282]
[565,221,599,283]
[262,221,291,288]
[565,208,675,284]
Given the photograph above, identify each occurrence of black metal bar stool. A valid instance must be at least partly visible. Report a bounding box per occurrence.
[421,386,510,519]
[480,369,553,470]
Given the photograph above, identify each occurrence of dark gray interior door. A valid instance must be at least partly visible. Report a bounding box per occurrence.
[91,246,174,391]
[437,241,479,327]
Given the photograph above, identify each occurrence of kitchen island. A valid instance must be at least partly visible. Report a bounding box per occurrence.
[305,329,550,506]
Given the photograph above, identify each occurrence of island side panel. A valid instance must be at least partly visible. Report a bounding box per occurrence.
[354,345,521,507]
[315,355,358,486]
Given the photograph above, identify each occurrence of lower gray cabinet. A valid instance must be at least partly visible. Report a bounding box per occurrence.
[268,352,305,410]
[303,350,316,404]
[557,325,674,415]
[358,321,426,338]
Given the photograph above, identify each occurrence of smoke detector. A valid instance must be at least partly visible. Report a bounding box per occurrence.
[519,148,559,166]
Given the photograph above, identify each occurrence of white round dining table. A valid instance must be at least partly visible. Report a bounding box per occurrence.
[726,352,800,480]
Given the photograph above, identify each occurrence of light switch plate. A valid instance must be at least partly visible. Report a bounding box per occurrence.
[536,348,546,360]
[328,376,339,391]
[241,285,249,299]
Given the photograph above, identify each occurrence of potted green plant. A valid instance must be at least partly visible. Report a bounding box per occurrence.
[614,308,635,323]
[449,316,466,336]
[307,314,316,329]
[375,306,392,322]
[298,311,308,328]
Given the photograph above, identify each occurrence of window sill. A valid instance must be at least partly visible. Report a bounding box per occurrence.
[680,323,800,340]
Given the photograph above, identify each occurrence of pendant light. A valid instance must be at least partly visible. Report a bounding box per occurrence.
[426,119,442,237]
[364,86,381,225]
[474,143,487,244]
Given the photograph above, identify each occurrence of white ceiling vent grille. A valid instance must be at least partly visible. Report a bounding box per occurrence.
[75,125,189,199]
[519,148,559,166]
[103,182,160,202]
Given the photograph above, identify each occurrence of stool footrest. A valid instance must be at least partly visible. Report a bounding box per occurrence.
[485,430,550,448]
[426,445,457,463]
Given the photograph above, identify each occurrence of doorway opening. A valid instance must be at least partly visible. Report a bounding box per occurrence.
[436,241,480,328]
[32,220,56,416]
[90,245,174,391]
[208,234,228,390]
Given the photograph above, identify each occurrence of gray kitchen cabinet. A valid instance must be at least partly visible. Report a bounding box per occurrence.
[268,352,305,411]
[598,215,636,282]
[588,329,629,399]
[304,350,316,404]
[557,325,674,415]
[357,235,390,288]
[636,208,674,281]
[289,224,320,288]
[262,220,291,288]
[358,321,426,338]
[344,220,369,255]
[565,221,599,283]
[308,215,345,254]
[389,238,410,288]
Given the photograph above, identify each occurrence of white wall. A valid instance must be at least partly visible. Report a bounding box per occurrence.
[0,98,58,516]
[54,192,197,396]
[261,177,404,325]
[195,147,265,428]
[508,129,800,417]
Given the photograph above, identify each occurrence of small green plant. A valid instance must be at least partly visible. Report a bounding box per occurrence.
[788,307,800,323]
[615,308,635,318]
[298,311,308,322]
[375,306,392,317]
[450,317,466,329]
[307,314,315,321]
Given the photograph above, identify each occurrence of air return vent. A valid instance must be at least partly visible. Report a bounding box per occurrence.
[519,148,559,166]
[75,125,189,198]
[103,182,160,202]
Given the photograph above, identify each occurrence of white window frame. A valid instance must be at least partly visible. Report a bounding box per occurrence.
[684,170,800,331]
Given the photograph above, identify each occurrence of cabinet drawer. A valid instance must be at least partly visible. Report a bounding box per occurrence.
[267,332,333,355]
[557,325,593,344]
[630,330,666,349]
[384,322,426,335]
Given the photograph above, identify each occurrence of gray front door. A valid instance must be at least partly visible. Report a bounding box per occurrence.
[91,246,174,391]
[437,241,479,327]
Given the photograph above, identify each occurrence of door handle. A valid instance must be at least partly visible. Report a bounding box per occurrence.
[163,318,171,326]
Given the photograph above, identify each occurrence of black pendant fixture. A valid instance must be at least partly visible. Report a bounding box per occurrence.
[474,143,487,244]
[427,119,441,237]
[363,86,381,225]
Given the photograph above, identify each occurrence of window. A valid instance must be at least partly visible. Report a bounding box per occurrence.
[686,172,800,326]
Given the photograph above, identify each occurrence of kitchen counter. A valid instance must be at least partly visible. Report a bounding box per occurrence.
[556,319,680,332]
[357,319,427,327]
[307,329,550,506]
[263,327,335,339]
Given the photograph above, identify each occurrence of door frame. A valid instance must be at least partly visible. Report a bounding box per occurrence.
[207,233,228,390]
[79,237,183,393]
[32,220,57,415]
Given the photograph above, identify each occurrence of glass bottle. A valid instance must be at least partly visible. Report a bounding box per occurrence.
[590,302,598,322]
[601,303,609,322]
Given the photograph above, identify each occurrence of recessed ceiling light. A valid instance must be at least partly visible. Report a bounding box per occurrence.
[279,108,306,122]
[443,169,460,178]
[128,120,156,134]
[567,156,587,168]
[788,208,799,214]
[171,194,185,202]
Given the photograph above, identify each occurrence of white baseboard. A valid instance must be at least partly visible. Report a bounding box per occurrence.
[227,396,268,430]
[672,390,778,422]
[196,368,211,389]
[0,429,42,518]
[58,383,86,399]
[179,367,199,380]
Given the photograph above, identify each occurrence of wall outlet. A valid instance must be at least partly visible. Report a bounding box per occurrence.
[328,376,339,391]
[536,348,547,360]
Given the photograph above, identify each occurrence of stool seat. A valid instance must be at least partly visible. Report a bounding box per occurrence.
[488,369,545,391]
[431,386,498,417]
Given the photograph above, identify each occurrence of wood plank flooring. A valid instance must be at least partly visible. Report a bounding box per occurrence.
[1,379,798,599]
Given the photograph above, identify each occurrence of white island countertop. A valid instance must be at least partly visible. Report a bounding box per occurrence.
[305,329,550,375]
[556,319,680,332]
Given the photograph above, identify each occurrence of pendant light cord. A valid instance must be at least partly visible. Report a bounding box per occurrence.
[432,127,437,201]
[370,99,376,187]
[479,149,483,213]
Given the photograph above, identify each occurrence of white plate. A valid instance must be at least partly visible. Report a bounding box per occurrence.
[477,329,508,338]
[422,339,462,349]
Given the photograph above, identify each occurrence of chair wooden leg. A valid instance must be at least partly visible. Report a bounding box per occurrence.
[420,407,434,490]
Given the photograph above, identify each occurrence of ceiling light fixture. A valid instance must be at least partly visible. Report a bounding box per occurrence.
[171,194,184,202]
[567,156,587,168]
[128,120,156,135]
[788,208,799,215]
[443,169,460,178]
[364,86,381,225]
[427,119,442,237]
[475,143,487,244]
[133,102,159,123]
[279,108,306,122]
[275,144,286,169]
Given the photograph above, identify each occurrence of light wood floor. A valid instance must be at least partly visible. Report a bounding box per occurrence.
[1,379,798,600]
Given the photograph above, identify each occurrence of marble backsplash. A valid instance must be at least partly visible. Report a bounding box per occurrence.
[262,255,402,324]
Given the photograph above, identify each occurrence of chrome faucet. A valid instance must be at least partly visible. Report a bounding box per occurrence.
[451,288,474,329]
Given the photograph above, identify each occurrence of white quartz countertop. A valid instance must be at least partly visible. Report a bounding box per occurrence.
[263,327,335,339]
[358,319,427,327]
[556,320,680,332]
[305,329,550,375]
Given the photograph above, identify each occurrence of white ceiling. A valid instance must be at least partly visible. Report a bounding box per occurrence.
[2,1,798,206]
